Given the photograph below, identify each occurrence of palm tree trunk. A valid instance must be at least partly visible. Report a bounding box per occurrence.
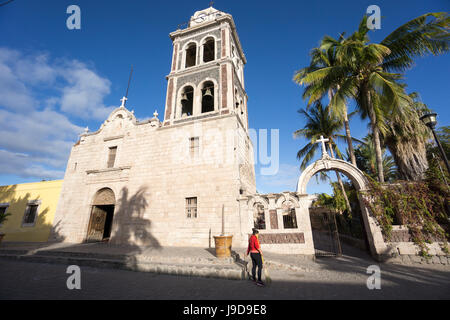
[336,85,357,167]
[365,89,385,183]
[343,110,357,167]
[329,142,352,214]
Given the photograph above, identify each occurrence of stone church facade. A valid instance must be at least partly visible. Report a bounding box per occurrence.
[51,7,259,249]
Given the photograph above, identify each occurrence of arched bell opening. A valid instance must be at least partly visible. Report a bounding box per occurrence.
[201,81,215,114]
[203,38,215,63]
[185,43,197,68]
[181,86,194,117]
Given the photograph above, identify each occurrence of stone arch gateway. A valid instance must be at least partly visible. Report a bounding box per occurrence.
[297,158,387,259]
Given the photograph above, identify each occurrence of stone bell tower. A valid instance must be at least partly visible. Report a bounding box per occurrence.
[163,6,248,130]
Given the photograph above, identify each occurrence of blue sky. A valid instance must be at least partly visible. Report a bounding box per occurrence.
[0,0,448,195]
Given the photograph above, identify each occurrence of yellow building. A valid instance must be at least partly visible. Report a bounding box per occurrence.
[0,180,63,242]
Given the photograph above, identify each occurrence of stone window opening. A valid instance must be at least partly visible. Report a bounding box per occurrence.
[189,137,200,159]
[201,81,215,113]
[203,38,215,63]
[22,201,40,227]
[185,43,197,68]
[107,146,117,168]
[254,203,266,230]
[186,197,198,219]
[181,86,194,117]
[283,205,298,229]
[0,204,9,226]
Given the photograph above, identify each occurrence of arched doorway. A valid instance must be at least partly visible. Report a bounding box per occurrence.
[86,188,116,242]
[297,158,387,259]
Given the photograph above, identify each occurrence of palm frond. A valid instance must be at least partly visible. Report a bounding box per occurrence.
[381,12,450,72]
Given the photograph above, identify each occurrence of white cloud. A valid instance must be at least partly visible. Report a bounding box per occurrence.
[0,58,35,112]
[0,47,113,181]
[0,149,65,180]
[15,53,57,85]
[59,60,115,120]
[0,48,114,120]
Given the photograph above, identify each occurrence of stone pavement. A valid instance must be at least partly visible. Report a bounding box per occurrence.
[0,241,244,280]
[1,255,450,300]
[0,241,449,285]
[0,241,316,281]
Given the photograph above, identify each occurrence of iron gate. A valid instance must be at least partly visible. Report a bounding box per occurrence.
[310,211,342,257]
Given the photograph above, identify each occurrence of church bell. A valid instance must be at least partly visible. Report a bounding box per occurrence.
[203,88,213,98]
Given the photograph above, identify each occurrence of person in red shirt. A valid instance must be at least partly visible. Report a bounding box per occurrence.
[246,228,264,286]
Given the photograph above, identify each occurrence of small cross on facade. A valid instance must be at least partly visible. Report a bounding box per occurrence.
[153,110,159,118]
[316,135,330,158]
[120,96,128,108]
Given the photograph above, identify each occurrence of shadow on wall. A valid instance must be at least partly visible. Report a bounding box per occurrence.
[111,186,161,250]
[2,186,162,271]
[101,186,162,271]
[0,184,66,243]
[0,187,167,271]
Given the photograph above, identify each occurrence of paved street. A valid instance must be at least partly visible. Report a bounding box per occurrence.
[1,252,449,300]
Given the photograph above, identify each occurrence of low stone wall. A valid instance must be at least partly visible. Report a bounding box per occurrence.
[380,239,450,265]
[384,254,450,265]
[390,227,412,242]
[387,226,442,243]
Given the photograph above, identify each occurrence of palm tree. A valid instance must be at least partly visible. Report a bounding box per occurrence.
[294,34,358,167]
[296,13,449,183]
[294,102,363,213]
[353,135,398,182]
[383,92,431,180]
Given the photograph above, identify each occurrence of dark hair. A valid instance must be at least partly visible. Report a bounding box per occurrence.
[252,228,259,235]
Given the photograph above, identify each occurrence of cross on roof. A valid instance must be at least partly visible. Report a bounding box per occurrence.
[120,96,128,108]
[209,0,214,7]
[315,135,330,158]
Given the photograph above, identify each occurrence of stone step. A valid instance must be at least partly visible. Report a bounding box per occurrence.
[231,251,315,273]
[264,260,313,272]
[0,247,234,265]
[35,250,234,265]
[0,249,29,256]
[0,252,245,281]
